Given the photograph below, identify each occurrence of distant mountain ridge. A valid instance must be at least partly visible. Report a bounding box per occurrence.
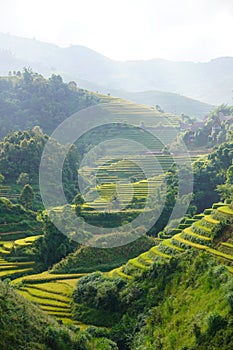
[0,33,231,110]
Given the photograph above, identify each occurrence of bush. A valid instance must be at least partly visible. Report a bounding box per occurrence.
[45,326,72,350]
[206,312,226,335]
[73,272,124,312]
[226,292,233,312]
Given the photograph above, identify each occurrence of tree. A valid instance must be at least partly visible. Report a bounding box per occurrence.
[74,194,85,216]
[0,173,4,185]
[34,213,78,268]
[73,272,123,312]
[226,165,233,184]
[16,172,29,186]
[22,67,34,84]
[216,164,233,202]
[19,184,34,209]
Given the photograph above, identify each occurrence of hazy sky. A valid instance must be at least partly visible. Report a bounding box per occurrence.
[0,0,233,61]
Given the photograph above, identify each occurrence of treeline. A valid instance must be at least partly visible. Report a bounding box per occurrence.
[0,69,100,139]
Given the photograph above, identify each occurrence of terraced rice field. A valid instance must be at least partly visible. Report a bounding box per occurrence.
[0,240,38,279]
[0,185,20,200]
[0,221,87,326]
[12,272,87,327]
[77,100,198,212]
[84,178,160,211]
[108,204,233,279]
[97,97,181,128]
[0,255,35,279]
[81,153,196,211]
[1,200,232,326]
[0,216,42,280]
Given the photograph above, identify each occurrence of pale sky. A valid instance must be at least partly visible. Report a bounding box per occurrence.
[0,0,233,61]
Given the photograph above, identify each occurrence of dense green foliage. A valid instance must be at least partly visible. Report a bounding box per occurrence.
[0,69,100,139]
[0,128,79,202]
[167,141,233,213]
[0,128,47,183]
[0,196,38,228]
[192,141,233,211]
[73,272,125,326]
[217,164,233,202]
[19,184,34,209]
[35,214,79,269]
[52,235,155,273]
[72,251,233,350]
[181,105,233,147]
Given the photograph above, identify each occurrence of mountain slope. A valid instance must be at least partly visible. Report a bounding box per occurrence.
[0,280,118,350]
[0,33,232,105]
[0,72,182,141]
[69,203,233,349]
[0,280,80,350]
[106,89,214,118]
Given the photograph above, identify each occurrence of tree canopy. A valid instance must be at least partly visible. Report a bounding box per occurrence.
[0,69,100,139]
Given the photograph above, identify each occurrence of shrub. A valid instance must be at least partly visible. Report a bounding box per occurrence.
[45,326,72,350]
[226,292,233,312]
[206,312,226,335]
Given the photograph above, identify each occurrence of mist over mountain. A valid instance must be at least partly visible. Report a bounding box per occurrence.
[0,33,231,112]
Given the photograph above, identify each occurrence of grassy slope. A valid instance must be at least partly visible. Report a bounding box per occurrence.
[131,252,233,350]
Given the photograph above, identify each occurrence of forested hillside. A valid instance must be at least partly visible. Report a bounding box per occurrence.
[180,105,233,148]
[0,69,100,138]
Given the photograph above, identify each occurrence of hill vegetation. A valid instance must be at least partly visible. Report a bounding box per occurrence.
[0,128,80,203]
[71,252,233,350]
[51,235,156,274]
[0,280,118,350]
[71,202,233,349]
[179,105,233,148]
[0,68,100,139]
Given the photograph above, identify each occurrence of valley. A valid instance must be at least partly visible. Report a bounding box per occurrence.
[0,71,232,350]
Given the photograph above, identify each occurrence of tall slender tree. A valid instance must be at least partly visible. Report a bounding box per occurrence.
[19,184,34,209]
